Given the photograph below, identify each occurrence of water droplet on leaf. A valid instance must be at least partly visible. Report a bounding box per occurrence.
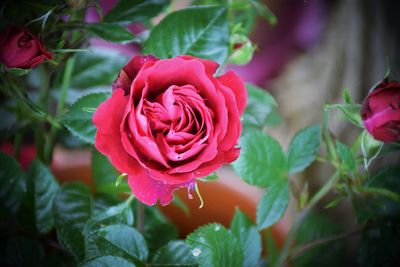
[192,248,202,257]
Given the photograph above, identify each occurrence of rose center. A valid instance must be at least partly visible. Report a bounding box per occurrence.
[18,34,33,49]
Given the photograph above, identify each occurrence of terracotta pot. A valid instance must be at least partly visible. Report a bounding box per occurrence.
[51,147,289,245]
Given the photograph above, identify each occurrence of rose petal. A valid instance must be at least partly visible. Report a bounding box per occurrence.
[214,79,241,152]
[93,89,143,175]
[217,71,247,115]
[128,172,194,206]
[178,55,219,75]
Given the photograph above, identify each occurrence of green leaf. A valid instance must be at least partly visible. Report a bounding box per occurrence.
[337,104,363,127]
[353,166,400,223]
[7,67,32,76]
[85,23,135,43]
[83,197,134,236]
[358,221,400,267]
[326,104,363,128]
[86,224,148,265]
[62,92,110,144]
[92,149,130,194]
[287,124,321,174]
[232,130,286,187]
[249,0,277,25]
[265,230,279,266]
[230,209,261,267]
[0,152,26,215]
[186,223,243,267]
[143,6,229,65]
[242,83,278,130]
[257,181,289,230]
[294,213,343,267]
[70,52,126,90]
[198,172,219,182]
[93,193,121,214]
[336,141,356,172]
[104,0,169,24]
[143,206,178,254]
[230,208,253,231]
[343,89,352,104]
[151,240,197,266]
[83,255,135,267]
[3,236,44,267]
[53,183,92,261]
[25,160,59,234]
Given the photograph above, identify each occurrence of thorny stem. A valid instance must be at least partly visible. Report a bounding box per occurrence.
[275,171,340,267]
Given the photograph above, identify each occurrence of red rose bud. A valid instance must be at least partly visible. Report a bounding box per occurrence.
[0,26,52,69]
[228,33,256,65]
[94,55,247,206]
[360,80,400,143]
[112,55,159,95]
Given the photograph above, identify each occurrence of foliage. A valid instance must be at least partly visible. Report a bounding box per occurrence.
[0,0,399,266]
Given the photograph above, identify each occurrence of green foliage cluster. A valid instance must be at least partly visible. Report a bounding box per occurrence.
[1,0,400,266]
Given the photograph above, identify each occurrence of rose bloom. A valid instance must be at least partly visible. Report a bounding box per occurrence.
[361,79,400,143]
[0,26,52,69]
[93,55,246,205]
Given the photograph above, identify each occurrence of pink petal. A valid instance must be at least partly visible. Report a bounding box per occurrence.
[217,71,247,115]
[177,55,219,75]
[128,173,194,206]
[93,89,143,175]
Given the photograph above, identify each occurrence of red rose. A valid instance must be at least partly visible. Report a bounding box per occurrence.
[93,55,247,205]
[0,26,52,69]
[361,80,400,143]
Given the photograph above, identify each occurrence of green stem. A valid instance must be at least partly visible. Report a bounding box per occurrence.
[275,171,340,267]
[35,66,50,161]
[136,201,145,234]
[38,65,49,109]
[355,186,400,204]
[43,57,75,164]
[288,227,363,262]
[322,106,338,165]
[13,131,23,159]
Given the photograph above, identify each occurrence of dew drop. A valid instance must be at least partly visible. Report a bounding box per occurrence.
[192,248,202,257]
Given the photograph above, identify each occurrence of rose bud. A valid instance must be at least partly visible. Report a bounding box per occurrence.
[112,54,158,95]
[0,26,52,69]
[360,79,400,143]
[228,33,256,65]
[93,55,247,206]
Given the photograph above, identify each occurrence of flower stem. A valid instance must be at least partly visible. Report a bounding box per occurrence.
[136,201,145,234]
[288,227,363,262]
[43,57,75,164]
[275,171,340,267]
[355,186,400,204]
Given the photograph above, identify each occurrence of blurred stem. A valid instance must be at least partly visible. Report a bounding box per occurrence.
[288,227,363,262]
[35,66,50,161]
[38,65,49,108]
[322,106,338,166]
[355,186,400,204]
[275,171,340,267]
[136,201,145,234]
[13,131,23,160]
[43,57,75,164]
